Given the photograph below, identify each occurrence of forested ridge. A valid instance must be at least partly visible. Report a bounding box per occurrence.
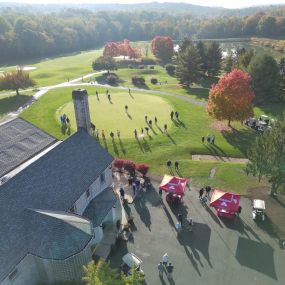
[1,6,285,63]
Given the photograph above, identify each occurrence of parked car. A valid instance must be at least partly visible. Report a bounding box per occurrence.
[0,175,10,186]
[252,199,266,221]
[121,253,144,275]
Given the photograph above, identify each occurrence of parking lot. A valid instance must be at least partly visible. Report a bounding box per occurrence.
[109,181,285,285]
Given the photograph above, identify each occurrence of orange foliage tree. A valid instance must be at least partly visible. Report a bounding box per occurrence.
[151,36,173,62]
[207,69,255,126]
[103,39,141,59]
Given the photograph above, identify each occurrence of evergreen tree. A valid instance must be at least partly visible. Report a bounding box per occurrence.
[246,113,285,196]
[196,41,207,73]
[223,51,234,73]
[248,54,282,103]
[205,41,222,76]
[175,44,202,86]
[235,48,255,70]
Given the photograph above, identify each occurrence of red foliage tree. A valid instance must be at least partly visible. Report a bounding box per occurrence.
[113,159,124,171]
[136,163,150,177]
[123,160,136,175]
[207,69,255,126]
[151,36,174,62]
[103,42,120,57]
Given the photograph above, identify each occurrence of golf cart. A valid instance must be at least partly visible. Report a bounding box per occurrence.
[245,117,257,128]
[121,253,144,275]
[252,199,266,221]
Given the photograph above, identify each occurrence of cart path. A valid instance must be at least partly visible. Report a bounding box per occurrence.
[192,154,249,164]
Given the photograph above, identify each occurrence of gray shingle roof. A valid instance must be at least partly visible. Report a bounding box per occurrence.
[0,130,113,281]
[83,187,117,227]
[0,118,56,177]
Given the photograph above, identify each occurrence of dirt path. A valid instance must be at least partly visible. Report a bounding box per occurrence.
[192,154,249,163]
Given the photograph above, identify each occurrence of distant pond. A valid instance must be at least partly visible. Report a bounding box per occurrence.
[174,38,283,60]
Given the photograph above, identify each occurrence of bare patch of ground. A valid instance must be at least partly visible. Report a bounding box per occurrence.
[212,121,233,132]
[192,154,249,163]
[247,186,285,239]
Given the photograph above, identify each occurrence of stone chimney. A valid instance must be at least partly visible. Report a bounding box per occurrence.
[72,89,91,135]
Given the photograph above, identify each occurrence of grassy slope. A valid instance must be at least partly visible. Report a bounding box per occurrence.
[20,86,268,194]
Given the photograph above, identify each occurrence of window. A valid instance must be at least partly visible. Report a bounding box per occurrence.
[8,268,18,281]
[86,188,90,198]
[100,173,105,184]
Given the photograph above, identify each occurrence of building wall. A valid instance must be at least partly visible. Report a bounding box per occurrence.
[1,254,42,285]
[75,164,113,215]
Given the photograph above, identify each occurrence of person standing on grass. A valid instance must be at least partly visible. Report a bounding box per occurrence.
[125,105,128,112]
[145,115,148,122]
[108,93,111,101]
[164,124,168,133]
[95,129,99,139]
[110,131,114,140]
[155,116,158,124]
[134,129,138,138]
[174,161,179,169]
[202,136,205,143]
[212,134,216,144]
[128,88,131,95]
[170,111,174,120]
[149,120,152,127]
[96,91,98,98]
[102,129,105,140]
[207,134,211,143]
[117,129,120,138]
[175,111,179,120]
[158,262,164,278]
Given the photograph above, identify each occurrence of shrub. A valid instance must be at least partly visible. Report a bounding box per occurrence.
[123,160,136,175]
[151,78,158,84]
[128,64,134,69]
[165,64,175,75]
[113,159,124,171]
[139,65,145,69]
[132,76,145,86]
[141,57,156,65]
[106,74,118,85]
[136,163,150,176]
[150,65,155,69]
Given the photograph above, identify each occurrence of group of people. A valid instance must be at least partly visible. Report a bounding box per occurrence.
[170,111,179,120]
[60,113,70,126]
[175,213,194,233]
[199,186,212,204]
[202,134,216,144]
[158,253,174,279]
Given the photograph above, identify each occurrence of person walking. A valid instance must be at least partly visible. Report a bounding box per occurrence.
[175,111,179,120]
[170,111,174,120]
[178,213,183,226]
[108,94,111,101]
[159,188,163,200]
[166,263,174,279]
[117,129,120,138]
[145,114,148,122]
[101,129,105,140]
[212,134,216,144]
[199,188,204,199]
[201,136,205,143]
[174,161,179,169]
[155,116,158,124]
[162,253,169,266]
[96,90,98,97]
[207,134,211,143]
[119,188,125,201]
[95,129,99,139]
[149,120,152,127]
[158,262,164,278]
[110,131,114,140]
[205,186,211,198]
[164,124,168,133]
[125,105,128,112]
[145,127,149,135]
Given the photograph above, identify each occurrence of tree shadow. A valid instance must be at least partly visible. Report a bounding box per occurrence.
[118,138,126,154]
[0,94,31,117]
[221,128,256,156]
[177,222,212,269]
[235,237,277,280]
[134,196,152,231]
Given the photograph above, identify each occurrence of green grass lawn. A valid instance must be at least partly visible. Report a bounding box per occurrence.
[0,48,102,87]
[20,85,269,194]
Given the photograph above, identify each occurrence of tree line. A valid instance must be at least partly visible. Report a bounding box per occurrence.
[2,9,285,63]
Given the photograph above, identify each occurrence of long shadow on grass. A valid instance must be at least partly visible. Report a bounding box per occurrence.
[221,128,257,156]
[0,94,31,117]
[155,123,163,133]
[112,139,119,155]
[142,138,151,152]
[204,143,228,158]
[166,133,176,145]
[136,137,144,152]
[118,138,126,154]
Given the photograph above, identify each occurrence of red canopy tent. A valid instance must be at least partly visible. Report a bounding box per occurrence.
[159,175,187,203]
[210,189,240,219]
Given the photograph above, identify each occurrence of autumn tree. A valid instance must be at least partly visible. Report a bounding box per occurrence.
[92,56,117,71]
[207,69,255,126]
[0,69,36,96]
[151,36,174,62]
[246,113,285,196]
[83,259,121,285]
